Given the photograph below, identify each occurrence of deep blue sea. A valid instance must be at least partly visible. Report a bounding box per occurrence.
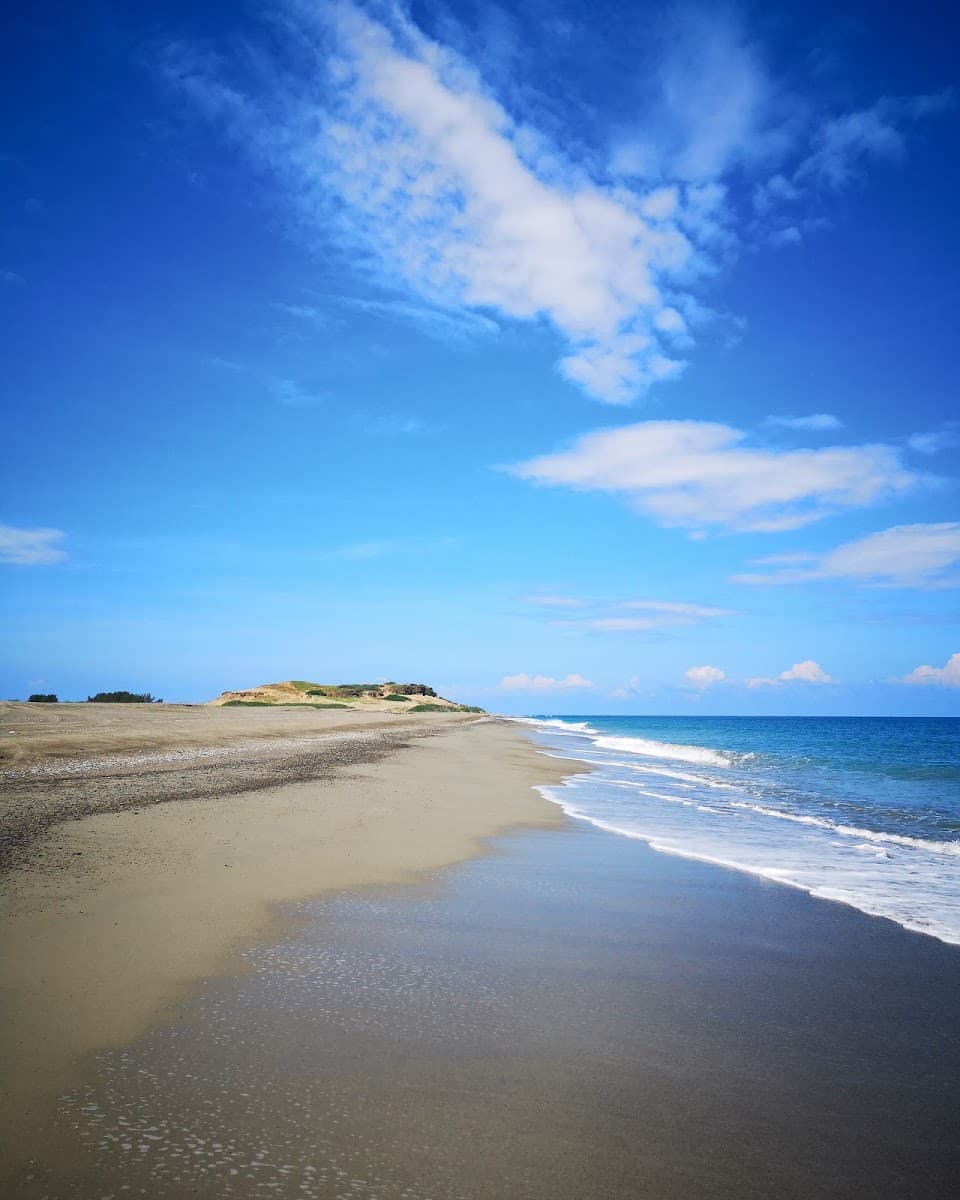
[513,715,960,946]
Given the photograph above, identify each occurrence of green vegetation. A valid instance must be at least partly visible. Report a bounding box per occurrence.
[301,682,438,699]
[409,702,484,713]
[382,694,410,701]
[305,685,370,698]
[87,691,160,703]
[28,693,58,703]
[223,701,350,709]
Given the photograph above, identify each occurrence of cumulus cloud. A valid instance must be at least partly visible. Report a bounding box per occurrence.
[499,672,594,691]
[746,659,834,687]
[685,664,726,689]
[510,420,918,533]
[0,523,67,565]
[780,660,834,683]
[733,523,960,587]
[766,413,843,431]
[166,4,950,405]
[900,652,960,687]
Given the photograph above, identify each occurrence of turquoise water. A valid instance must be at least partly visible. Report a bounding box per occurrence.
[514,715,960,945]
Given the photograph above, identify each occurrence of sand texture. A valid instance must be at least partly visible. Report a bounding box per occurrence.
[0,708,579,1181]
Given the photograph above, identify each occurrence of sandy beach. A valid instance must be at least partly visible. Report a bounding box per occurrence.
[0,704,579,1187]
[4,704,960,1199]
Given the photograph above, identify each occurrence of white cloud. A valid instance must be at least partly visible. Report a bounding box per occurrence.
[750,552,818,565]
[620,7,779,183]
[280,295,498,343]
[685,664,726,689]
[795,92,954,189]
[766,413,843,431]
[733,523,960,588]
[362,413,435,436]
[908,428,960,455]
[328,536,457,559]
[746,659,834,687]
[617,599,734,617]
[290,4,692,403]
[268,378,327,407]
[0,524,67,565]
[569,617,680,632]
[780,659,834,683]
[521,595,587,608]
[537,596,737,631]
[511,420,918,533]
[499,672,594,691]
[901,652,960,688]
[167,6,951,404]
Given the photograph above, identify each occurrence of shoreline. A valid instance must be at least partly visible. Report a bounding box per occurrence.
[0,710,586,1181]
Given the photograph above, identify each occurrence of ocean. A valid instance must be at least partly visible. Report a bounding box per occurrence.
[513,715,960,947]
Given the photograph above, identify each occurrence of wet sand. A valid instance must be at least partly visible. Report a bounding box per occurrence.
[17,821,960,1199]
[0,709,579,1186]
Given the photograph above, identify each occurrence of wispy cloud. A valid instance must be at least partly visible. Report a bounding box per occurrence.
[360,413,437,436]
[765,413,843,431]
[0,523,67,565]
[618,599,734,618]
[733,523,960,588]
[524,594,737,630]
[511,420,919,533]
[794,91,955,190]
[165,4,948,405]
[268,377,328,407]
[685,664,726,689]
[746,659,834,687]
[900,652,960,688]
[206,355,246,371]
[499,672,593,691]
[908,427,960,456]
[521,594,587,608]
[1,268,24,284]
[278,295,497,343]
[327,536,457,559]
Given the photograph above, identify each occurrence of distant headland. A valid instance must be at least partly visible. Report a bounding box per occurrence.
[208,680,484,714]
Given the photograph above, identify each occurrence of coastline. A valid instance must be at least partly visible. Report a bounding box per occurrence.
[0,709,585,1180]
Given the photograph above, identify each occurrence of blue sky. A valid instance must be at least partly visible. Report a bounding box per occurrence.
[1,0,958,713]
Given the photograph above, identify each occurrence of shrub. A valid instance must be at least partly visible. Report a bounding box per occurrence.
[407,703,450,712]
[382,694,409,701]
[28,693,58,703]
[87,691,160,703]
[223,700,350,709]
